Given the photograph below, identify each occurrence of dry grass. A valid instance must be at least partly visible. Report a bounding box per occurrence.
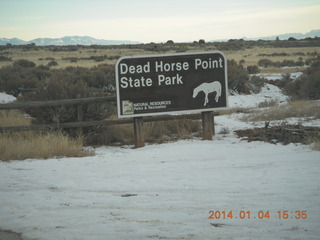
[1,45,319,69]
[144,119,202,142]
[0,47,161,69]
[104,116,201,145]
[0,131,93,161]
[0,110,93,161]
[310,141,320,151]
[218,108,253,116]
[0,110,31,127]
[240,100,320,122]
[308,135,320,151]
[225,46,320,67]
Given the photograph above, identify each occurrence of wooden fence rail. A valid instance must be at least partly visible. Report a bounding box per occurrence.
[0,96,117,110]
[0,112,216,131]
[0,96,218,148]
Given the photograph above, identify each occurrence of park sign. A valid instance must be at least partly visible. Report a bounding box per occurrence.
[115,51,228,118]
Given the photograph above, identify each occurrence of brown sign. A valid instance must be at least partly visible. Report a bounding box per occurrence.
[116,51,228,118]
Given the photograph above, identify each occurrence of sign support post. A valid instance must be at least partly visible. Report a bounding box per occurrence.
[134,117,144,148]
[202,111,213,140]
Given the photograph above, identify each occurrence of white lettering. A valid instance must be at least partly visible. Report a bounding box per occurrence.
[129,65,136,74]
[120,63,128,74]
[195,57,224,70]
[120,77,152,88]
[120,62,150,74]
[155,61,163,72]
[120,77,128,88]
[158,74,183,86]
[155,61,189,72]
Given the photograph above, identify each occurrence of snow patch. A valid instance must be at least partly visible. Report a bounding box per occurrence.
[229,83,288,108]
[0,92,16,103]
[252,72,303,81]
[290,72,303,80]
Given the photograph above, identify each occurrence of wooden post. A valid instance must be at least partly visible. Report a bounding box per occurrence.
[76,94,83,136]
[202,111,213,140]
[134,117,145,148]
[212,113,215,136]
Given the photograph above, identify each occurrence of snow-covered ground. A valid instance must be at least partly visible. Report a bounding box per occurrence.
[229,83,288,108]
[1,138,319,240]
[253,71,303,81]
[1,83,320,240]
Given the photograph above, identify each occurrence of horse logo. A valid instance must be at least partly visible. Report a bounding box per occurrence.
[192,81,222,106]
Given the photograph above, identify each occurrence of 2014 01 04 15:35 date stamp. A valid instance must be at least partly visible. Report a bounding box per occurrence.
[208,210,308,220]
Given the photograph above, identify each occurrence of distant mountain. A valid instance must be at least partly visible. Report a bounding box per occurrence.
[211,29,320,42]
[251,29,320,41]
[0,36,140,46]
[0,37,26,45]
[1,30,320,45]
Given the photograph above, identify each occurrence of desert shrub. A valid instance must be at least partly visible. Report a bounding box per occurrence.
[31,65,51,80]
[247,65,260,74]
[284,79,302,98]
[258,59,280,68]
[258,58,308,68]
[227,59,250,93]
[21,79,113,126]
[0,66,19,94]
[299,72,320,99]
[0,55,12,61]
[258,52,289,57]
[47,60,58,67]
[284,58,320,100]
[48,65,115,89]
[13,59,36,68]
[0,64,46,95]
[247,76,265,94]
[281,59,295,67]
[277,74,291,89]
[295,59,305,66]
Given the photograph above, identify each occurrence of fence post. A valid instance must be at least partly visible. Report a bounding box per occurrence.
[76,94,83,136]
[202,111,213,140]
[134,117,145,148]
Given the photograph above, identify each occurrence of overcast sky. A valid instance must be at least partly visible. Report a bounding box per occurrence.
[1,0,319,43]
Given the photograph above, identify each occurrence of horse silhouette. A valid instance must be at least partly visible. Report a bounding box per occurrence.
[192,81,222,106]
